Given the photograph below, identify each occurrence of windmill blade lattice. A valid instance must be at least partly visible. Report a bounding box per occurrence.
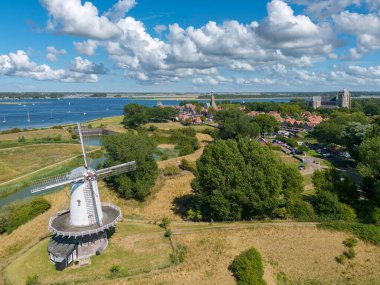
[96,161,137,179]
[29,172,83,194]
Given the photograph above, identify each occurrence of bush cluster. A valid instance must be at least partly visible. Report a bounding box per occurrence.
[0,197,51,234]
[170,128,199,156]
[230,247,266,285]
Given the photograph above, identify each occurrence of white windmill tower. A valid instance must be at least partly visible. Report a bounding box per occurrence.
[29,123,136,270]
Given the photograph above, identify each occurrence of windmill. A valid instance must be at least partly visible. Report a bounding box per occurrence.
[29,123,136,270]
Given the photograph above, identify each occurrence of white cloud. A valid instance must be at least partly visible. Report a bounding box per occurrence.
[333,11,380,58]
[46,46,67,62]
[74,40,98,56]
[105,0,136,21]
[154,24,167,35]
[0,50,105,83]
[40,0,121,40]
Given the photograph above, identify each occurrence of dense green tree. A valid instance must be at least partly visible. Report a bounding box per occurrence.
[215,109,260,139]
[123,104,149,128]
[342,122,372,159]
[313,190,356,221]
[314,111,370,145]
[281,165,304,199]
[358,137,380,205]
[252,114,280,134]
[170,128,200,156]
[123,104,177,128]
[102,132,158,200]
[312,168,359,205]
[192,139,303,220]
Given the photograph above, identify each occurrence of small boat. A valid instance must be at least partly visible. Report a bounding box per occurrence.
[50,110,54,119]
[69,102,71,105]
[2,116,6,124]
[27,111,30,123]
[83,112,87,116]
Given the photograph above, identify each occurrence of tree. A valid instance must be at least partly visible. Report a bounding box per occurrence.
[313,190,356,221]
[342,122,372,159]
[358,137,380,205]
[281,165,304,199]
[252,114,280,135]
[102,132,158,200]
[192,138,302,220]
[123,104,149,128]
[314,111,370,145]
[312,168,359,205]
[215,109,260,139]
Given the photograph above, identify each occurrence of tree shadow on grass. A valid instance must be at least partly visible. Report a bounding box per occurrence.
[171,194,197,219]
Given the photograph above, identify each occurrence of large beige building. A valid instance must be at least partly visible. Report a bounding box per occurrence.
[337,89,351,109]
[312,89,351,110]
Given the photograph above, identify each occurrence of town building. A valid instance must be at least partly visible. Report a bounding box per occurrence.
[312,89,351,110]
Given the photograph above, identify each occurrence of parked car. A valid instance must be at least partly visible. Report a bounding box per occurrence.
[298,165,305,170]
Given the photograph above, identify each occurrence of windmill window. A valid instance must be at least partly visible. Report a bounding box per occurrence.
[77,200,81,207]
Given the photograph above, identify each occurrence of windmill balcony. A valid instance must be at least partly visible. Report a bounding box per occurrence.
[48,203,122,238]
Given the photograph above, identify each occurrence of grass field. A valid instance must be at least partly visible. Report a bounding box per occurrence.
[4,222,172,285]
[0,144,83,183]
[86,115,125,133]
[0,128,71,141]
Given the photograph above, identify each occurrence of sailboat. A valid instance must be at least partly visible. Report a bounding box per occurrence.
[50,110,54,119]
[27,111,30,123]
[2,116,6,124]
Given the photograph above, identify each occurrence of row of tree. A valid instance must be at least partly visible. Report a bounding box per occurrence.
[123,104,177,128]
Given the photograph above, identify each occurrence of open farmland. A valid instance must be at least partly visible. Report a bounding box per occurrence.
[0,144,82,183]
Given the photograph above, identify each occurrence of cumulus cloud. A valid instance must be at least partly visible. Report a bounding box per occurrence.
[153,24,167,35]
[105,0,136,21]
[0,50,105,83]
[74,40,98,56]
[257,0,336,56]
[40,0,121,39]
[46,46,67,62]
[333,11,380,58]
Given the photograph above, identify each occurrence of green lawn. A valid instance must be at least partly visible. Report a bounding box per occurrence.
[4,222,173,285]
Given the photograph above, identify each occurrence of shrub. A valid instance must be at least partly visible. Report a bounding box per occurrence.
[343,237,358,248]
[180,159,196,173]
[335,254,347,264]
[160,154,169,161]
[148,125,158,132]
[230,247,266,285]
[164,228,172,238]
[159,217,171,229]
[26,274,40,285]
[170,244,186,264]
[344,248,356,259]
[163,165,181,176]
[187,209,202,221]
[109,264,121,277]
[18,136,26,143]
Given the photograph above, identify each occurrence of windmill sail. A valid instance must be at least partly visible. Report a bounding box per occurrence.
[77,123,89,168]
[29,172,84,194]
[96,161,136,179]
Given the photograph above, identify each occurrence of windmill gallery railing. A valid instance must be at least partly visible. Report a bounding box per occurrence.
[48,203,122,238]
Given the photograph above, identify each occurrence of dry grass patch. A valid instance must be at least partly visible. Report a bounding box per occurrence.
[115,224,380,285]
[0,128,71,141]
[87,115,125,133]
[0,144,82,183]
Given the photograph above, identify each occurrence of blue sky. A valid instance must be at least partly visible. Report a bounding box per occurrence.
[0,0,379,92]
